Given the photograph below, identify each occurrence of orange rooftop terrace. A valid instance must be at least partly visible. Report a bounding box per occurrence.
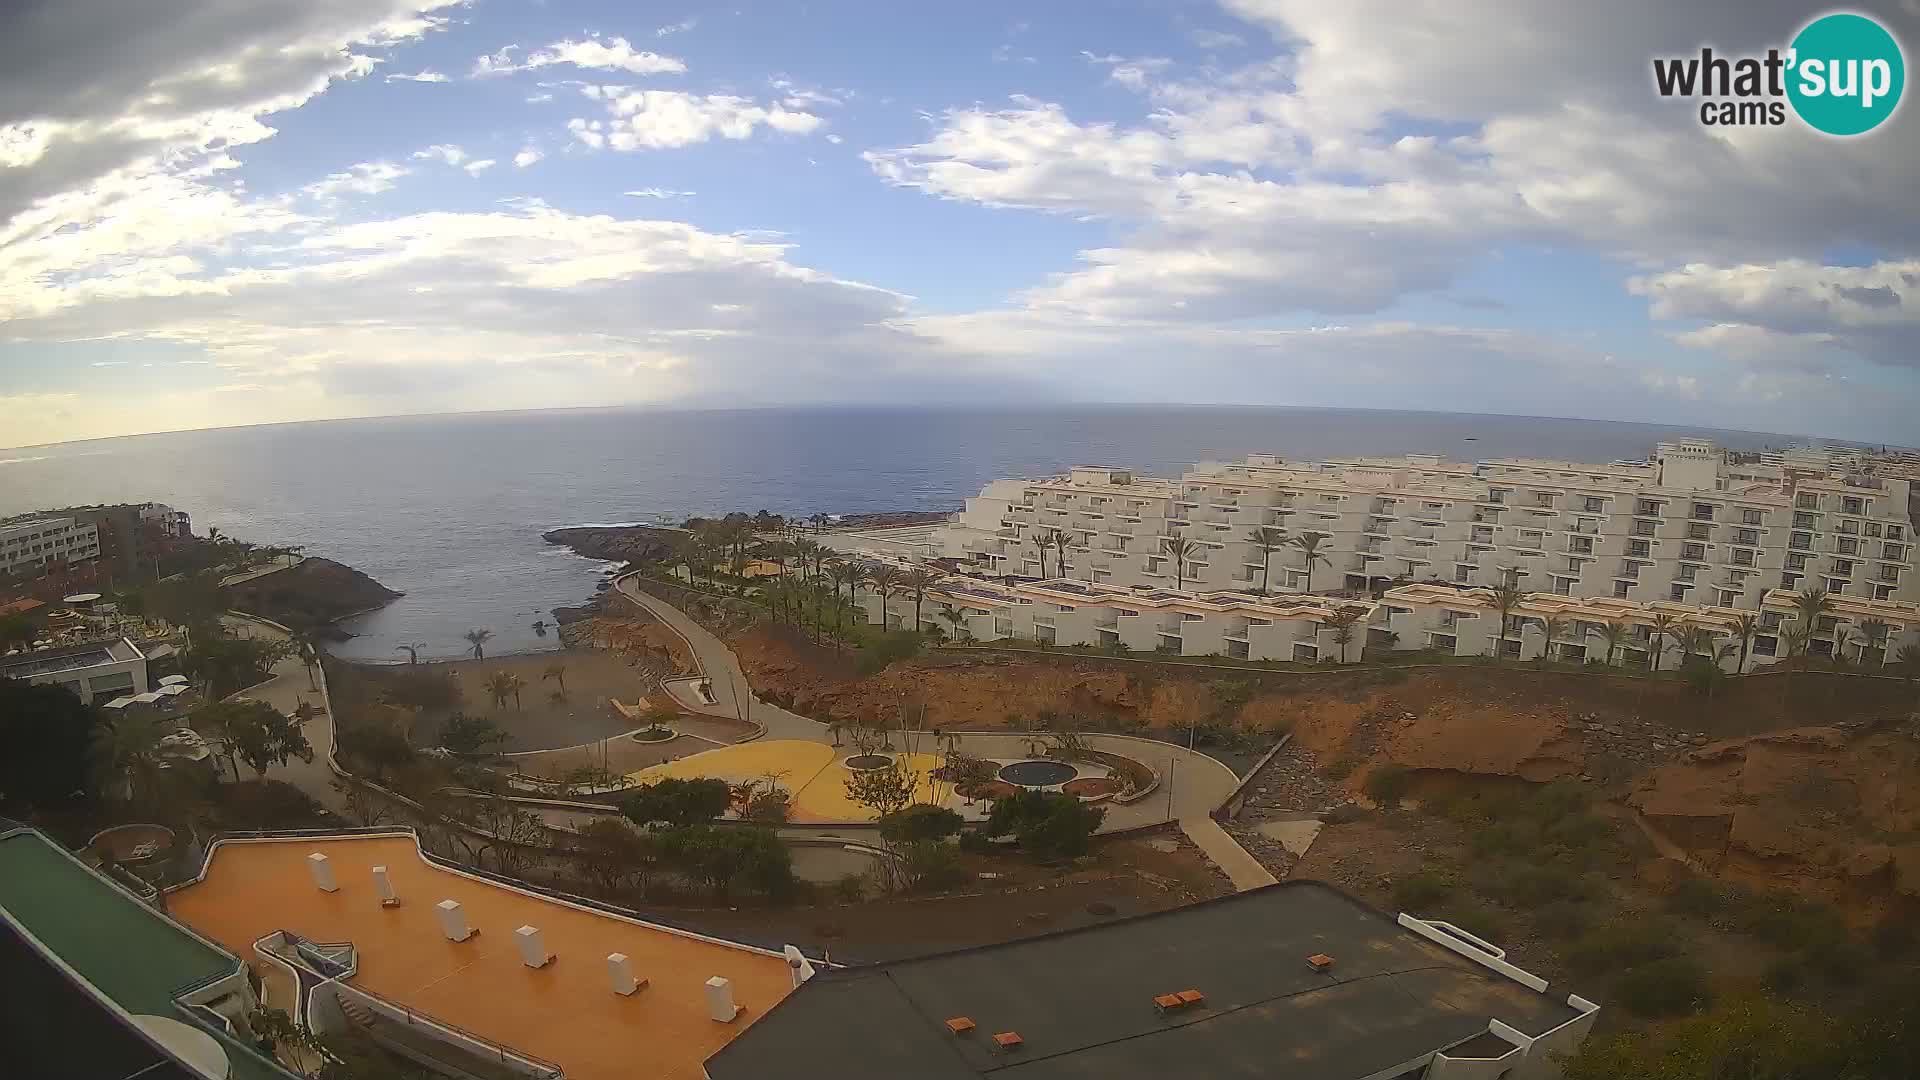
[167,833,796,1080]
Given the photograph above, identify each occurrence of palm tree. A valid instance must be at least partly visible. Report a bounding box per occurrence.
[1588,619,1631,668]
[463,628,493,661]
[823,561,855,631]
[1646,612,1679,673]
[844,563,871,621]
[1893,643,1920,687]
[1161,536,1202,592]
[1537,616,1569,665]
[395,642,426,665]
[869,566,901,628]
[1487,581,1525,659]
[1327,606,1365,663]
[938,604,970,642]
[1031,528,1059,579]
[1791,587,1831,658]
[904,569,937,632]
[92,717,169,809]
[1853,618,1891,667]
[1728,612,1759,674]
[1291,532,1331,593]
[542,662,568,699]
[292,629,322,690]
[1677,625,1717,667]
[484,670,516,710]
[1247,526,1288,594]
[505,673,525,709]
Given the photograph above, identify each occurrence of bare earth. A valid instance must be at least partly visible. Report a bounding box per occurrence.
[428,648,655,751]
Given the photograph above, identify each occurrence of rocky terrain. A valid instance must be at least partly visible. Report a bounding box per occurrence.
[220,557,400,630]
[542,524,683,563]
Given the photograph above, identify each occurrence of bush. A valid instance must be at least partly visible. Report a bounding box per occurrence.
[1392,870,1454,911]
[1717,890,1848,952]
[901,840,967,892]
[1474,860,1590,909]
[1323,755,1359,781]
[1322,802,1366,825]
[1436,898,1501,942]
[1613,957,1711,1018]
[1532,900,1592,941]
[1364,765,1412,807]
[879,804,963,845]
[984,791,1105,859]
[1665,876,1726,918]
[621,777,733,827]
[1565,921,1679,976]
[854,631,924,675]
[832,873,866,902]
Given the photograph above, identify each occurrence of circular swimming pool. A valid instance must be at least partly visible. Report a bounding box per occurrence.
[997,760,1078,787]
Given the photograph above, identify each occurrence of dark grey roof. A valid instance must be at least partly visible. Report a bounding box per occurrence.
[705,881,1578,1080]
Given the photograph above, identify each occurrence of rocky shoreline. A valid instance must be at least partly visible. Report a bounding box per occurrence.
[542,508,953,564]
[222,556,402,636]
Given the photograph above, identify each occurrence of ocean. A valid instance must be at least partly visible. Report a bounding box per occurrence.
[0,406,1802,661]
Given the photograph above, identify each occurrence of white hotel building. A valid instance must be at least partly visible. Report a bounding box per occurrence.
[0,515,101,579]
[933,440,1918,610]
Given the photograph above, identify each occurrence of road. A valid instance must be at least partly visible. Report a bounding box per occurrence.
[219,614,347,812]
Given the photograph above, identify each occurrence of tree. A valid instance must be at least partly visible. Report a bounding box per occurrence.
[1676,625,1718,667]
[1895,643,1920,686]
[878,804,965,892]
[845,758,920,820]
[1488,581,1525,659]
[935,752,997,802]
[1290,531,1332,592]
[620,777,733,827]
[1729,612,1760,674]
[1247,526,1288,594]
[185,633,290,697]
[572,818,663,897]
[1853,618,1891,666]
[394,642,426,664]
[1647,612,1679,673]
[659,824,793,899]
[437,713,509,759]
[1588,619,1631,668]
[1537,616,1569,664]
[869,565,901,627]
[292,628,323,691]
[90,715,170,809]
[0,678,100,808]
[843,562,871,623]
[0,613,36,648]
[903,569,938,632]
[379,667,461,712]
[1161,536,1202,591]
[210,700,314,779]
[542,661,568,700]
[824,560,855,631]
[482,670,522,711]
[460,629,491,661]
[1327,605,1365,663]
[938,603,970,642]
[246,1005,325,1074]
[984,790,1105,859]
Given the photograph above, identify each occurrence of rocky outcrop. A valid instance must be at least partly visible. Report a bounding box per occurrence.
[542,525,683,564]
[221,557,401,630]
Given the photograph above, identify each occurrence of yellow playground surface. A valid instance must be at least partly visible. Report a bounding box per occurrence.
[628,740,947,823]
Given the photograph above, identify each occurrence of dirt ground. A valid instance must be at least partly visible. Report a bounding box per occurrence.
[425,649,654,751]
[630,832,1232,963]
[507,715,757,780]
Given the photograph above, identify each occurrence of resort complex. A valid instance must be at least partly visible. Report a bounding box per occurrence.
[932,441,1918,608]
[847,439,1920,669]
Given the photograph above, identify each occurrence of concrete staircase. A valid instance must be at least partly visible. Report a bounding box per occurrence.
[337,996,376,1028]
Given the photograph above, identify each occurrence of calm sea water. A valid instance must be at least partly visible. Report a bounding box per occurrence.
[0,406,1799,660]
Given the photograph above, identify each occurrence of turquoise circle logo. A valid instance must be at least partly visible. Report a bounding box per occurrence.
[1787,12,1905,135]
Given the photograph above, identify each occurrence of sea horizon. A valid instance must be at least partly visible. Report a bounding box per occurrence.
[0,404,1882,662]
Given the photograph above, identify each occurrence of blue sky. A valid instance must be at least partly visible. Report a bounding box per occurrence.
[2,0,1917,449]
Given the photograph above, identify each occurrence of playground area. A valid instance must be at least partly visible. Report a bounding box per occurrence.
[626,739,1120,825]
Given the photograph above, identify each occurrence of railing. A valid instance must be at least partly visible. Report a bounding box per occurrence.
[332,980,565,1079]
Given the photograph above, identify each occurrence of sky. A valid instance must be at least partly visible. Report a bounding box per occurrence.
[2,0,1919,450]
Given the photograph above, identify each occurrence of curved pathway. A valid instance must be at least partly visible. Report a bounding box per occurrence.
[219,614,348,813]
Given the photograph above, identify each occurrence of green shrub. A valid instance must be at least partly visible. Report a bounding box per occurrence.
[1665,876,1726,918]
[984,791,1105,859]
[1436,898,1501,942]
[1322,802,1366,825]
[855,630,924,675]
[1566,922,1679,976]
[1323,755,1360,781]
[1474,861,1590,909]
[1532,900,1593,941]
[1613,957,1711,1018]
[1392,870,1454,911]
[1364,765,1412,807]
[1717,891,1848,952]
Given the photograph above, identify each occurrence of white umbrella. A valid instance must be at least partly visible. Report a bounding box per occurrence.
[158,675,189,686]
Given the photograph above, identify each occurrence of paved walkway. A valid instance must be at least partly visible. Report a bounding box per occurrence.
[1179,815,1279,891]
[219,615,347,812]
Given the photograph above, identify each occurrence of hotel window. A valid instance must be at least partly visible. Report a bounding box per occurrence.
[1840,520,1860,535]
[1794,512,1817,529]
[1782,572,1801,589]
[1742,509,1764,526]
[1878,585,1898,600]
[1677,565,1698,582]
[1831,559,1854,577]
[1681,542,1706,561]
[1629,539,1651,558]
[1826,577,1847,592]
[1687,522,1711,540]
[1761,611,1783,629]
[1636,499,1660,515]
[1720,590,1739,606]
[1867,522,1883,537]
[1632,519,1657,537]
[1891,525,1906,541]
[1843,496,1865,514]
[1789,531,1813,550]
[1797,493,1819,509]
[1732,549,1754,567]
[1734,528,1759,546]
[1570,537,1593,554]
[1818,615,1841,632]
[1614,581,1631,598]
[1839,537,1859,555]
[1671,584,1690,601]
[1878,564,1901,582]
[1887,543,1909,561]
[1583,496,1605,513]
[1692,502,1716,520]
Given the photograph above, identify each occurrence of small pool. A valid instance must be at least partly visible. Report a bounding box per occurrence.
[998,760,1078,787]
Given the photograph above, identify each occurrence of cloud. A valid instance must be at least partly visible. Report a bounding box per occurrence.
[569,90,822,151]
[462,159,496,176]
[472,34,685,77]
[1187,28,1246,49]
[411,143,467,165]
[1634,259,1920,368]
[513,147,544,168]
[656,18,697,38]
[625,188,695,199]
[386,69,449,83]
[303,160,411,201]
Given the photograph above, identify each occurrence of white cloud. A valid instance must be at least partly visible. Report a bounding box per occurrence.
[462,159,496,176]
[656,18,697,38]
[624,188,694,199]
[570,90,822,151]
[410,143,467,165]
[303,160,410,201]
[526,92,554,104]
[472,34,685,77]
[1634,259,1920,369]
[1187,28,1245,49]
[386,69,449,83]
[513,147,545,168]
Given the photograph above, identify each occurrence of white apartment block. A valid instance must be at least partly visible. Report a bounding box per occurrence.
[0,515,101,578]
[854,569,1918,672]
[934,441,1918,610]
